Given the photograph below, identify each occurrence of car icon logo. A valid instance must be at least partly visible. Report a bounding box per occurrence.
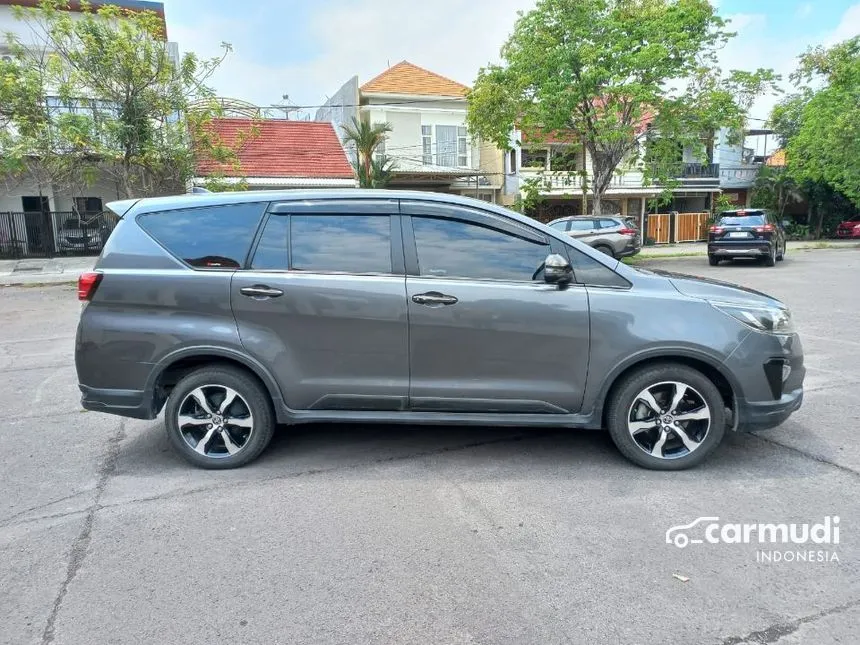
[666,517,720,548]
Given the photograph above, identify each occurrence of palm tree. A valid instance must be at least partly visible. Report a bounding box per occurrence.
[341,117,393,188]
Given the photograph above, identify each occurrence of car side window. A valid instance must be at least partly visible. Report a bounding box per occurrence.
[411,216,550,282]
[251,214,289,270]
[549,220,569,231]
[598,219,619,229]
[290,214,392,274]
[568,248,630,288]
[137,202,266,269]
[569,219,594,232]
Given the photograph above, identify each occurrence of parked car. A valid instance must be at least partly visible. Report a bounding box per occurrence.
[75,191,804,471]
[707,209,786,266]
[57,216,107,253]
[547,215,641,258]
[835,215,860,239]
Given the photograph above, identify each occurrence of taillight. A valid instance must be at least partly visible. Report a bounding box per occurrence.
[709,225,724,234]
[853,223,860,229]
[618,227,637,235]
[755,224,775,233]
[78,272,103,301]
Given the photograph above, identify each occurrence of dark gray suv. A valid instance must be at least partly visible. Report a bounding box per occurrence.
[75,190,804,471]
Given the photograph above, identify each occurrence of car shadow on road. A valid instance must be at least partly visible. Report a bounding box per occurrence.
[114,419,819,488]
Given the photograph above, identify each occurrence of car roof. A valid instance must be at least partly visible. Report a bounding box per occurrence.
[719,209,767,215]
[548,215,619,223]
[111,189,545,229]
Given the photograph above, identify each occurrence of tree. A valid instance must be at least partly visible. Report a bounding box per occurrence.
[1,0,242,199]
[341,117,394,188]
[781,36,860,209]
[467,0,778,215]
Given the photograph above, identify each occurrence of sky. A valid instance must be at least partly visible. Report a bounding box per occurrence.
[165,0,860,153]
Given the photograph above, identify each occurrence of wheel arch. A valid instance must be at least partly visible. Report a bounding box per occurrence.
[146,347,285,419]
[591,349,741,428]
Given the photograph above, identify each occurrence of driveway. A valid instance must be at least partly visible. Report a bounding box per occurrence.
[1,249,858,645]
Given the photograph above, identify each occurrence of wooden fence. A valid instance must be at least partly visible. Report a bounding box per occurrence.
[647,212,710,244]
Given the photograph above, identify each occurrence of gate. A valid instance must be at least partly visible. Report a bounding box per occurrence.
[0,211,118,259]
[675,212,710,242]
[647,213,671,244]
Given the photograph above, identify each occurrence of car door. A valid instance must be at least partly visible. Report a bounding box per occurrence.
[401,200,590,414]
[230,199,409,412]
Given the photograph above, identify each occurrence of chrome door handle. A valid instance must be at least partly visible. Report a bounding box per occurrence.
[240,285,284,298]
[412,291,458,306]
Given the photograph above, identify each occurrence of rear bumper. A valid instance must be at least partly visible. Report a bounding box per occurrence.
[80,384,157,420]
[708,242,772,257]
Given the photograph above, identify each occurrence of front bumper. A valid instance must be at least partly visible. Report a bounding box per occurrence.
[724,331,805,431]
[736,387,803,431]
[80,384,157,420]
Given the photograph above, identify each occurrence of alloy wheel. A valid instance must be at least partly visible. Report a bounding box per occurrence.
[176,385,254,458]
[626,381,711,460]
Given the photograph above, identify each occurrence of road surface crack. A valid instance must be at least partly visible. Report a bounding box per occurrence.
[719,598,860,644]
[40,422,125,645]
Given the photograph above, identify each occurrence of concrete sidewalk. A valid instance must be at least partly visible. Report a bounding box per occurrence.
[0,256,95,286]
[639,239,860,257]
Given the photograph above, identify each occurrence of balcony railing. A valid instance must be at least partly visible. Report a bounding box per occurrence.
[680,162,720,179]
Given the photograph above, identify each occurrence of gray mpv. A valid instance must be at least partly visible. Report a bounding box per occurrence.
[75,190,804,470]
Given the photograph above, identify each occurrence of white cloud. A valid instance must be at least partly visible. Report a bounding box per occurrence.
[796,3,813,19]
[170,0,535,112]
[825,2,860,44]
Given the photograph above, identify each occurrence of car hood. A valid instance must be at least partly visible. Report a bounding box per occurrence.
[644,268,784,307]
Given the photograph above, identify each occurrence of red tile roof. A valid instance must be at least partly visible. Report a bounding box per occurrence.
[361,61,469,97]
[196,118,354,179]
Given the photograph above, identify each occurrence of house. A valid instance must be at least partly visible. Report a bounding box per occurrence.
[193,118,356,190]
[715,129,773,207]
[0,0,177,259]
[317,61,512,204]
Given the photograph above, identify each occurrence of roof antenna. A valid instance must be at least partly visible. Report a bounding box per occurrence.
[387,59,390,68]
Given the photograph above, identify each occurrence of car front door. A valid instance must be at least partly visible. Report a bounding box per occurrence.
[230,199,409,412]
[401,201,590,414]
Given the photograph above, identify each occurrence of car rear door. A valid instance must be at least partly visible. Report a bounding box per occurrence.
[230,199,409,412]
[401,200,590,414]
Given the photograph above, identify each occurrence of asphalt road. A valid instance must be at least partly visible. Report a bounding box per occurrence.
[2,249,859,645]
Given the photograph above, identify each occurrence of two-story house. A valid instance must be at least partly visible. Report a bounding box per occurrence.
[513,126,722,231]
[317,61,512,205]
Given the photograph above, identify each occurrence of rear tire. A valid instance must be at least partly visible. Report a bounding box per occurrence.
[605,363,726,470]
[763,245,776,267]
[165,365,275,469]
[708,255,720,266]
[595,244,615,258]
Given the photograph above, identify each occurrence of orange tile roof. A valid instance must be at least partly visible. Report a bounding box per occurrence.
[766,149,786,167]
[360,61,469,97]
[196,118,354,178]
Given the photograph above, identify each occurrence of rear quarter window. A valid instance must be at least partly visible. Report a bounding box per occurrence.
[137,203,266,269]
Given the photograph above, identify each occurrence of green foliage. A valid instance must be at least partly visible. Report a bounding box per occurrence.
[341,117,394,188]
[1,0,239,198]
[750,165,803,217]
[780,36,860,209]
[467,0,778,215]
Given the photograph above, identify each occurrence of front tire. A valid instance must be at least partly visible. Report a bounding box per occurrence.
[776,242,785,261]
[165,365,275,469]
[605,363,727,470]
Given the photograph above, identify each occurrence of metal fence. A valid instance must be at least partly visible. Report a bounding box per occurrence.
[0,210,119,260]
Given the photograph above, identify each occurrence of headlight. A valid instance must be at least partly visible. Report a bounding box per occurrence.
[711,302,795,334]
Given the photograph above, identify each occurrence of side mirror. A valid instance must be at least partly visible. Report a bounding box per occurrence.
[543,253,573,285]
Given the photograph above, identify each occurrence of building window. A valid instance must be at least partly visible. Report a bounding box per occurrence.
[435,125,457,167]
[509,150,517,174]
[521,148,548,170]
[550,147,578,172]
[74,197,103,214]
[421,125,432,165]
[458,126,468,167]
